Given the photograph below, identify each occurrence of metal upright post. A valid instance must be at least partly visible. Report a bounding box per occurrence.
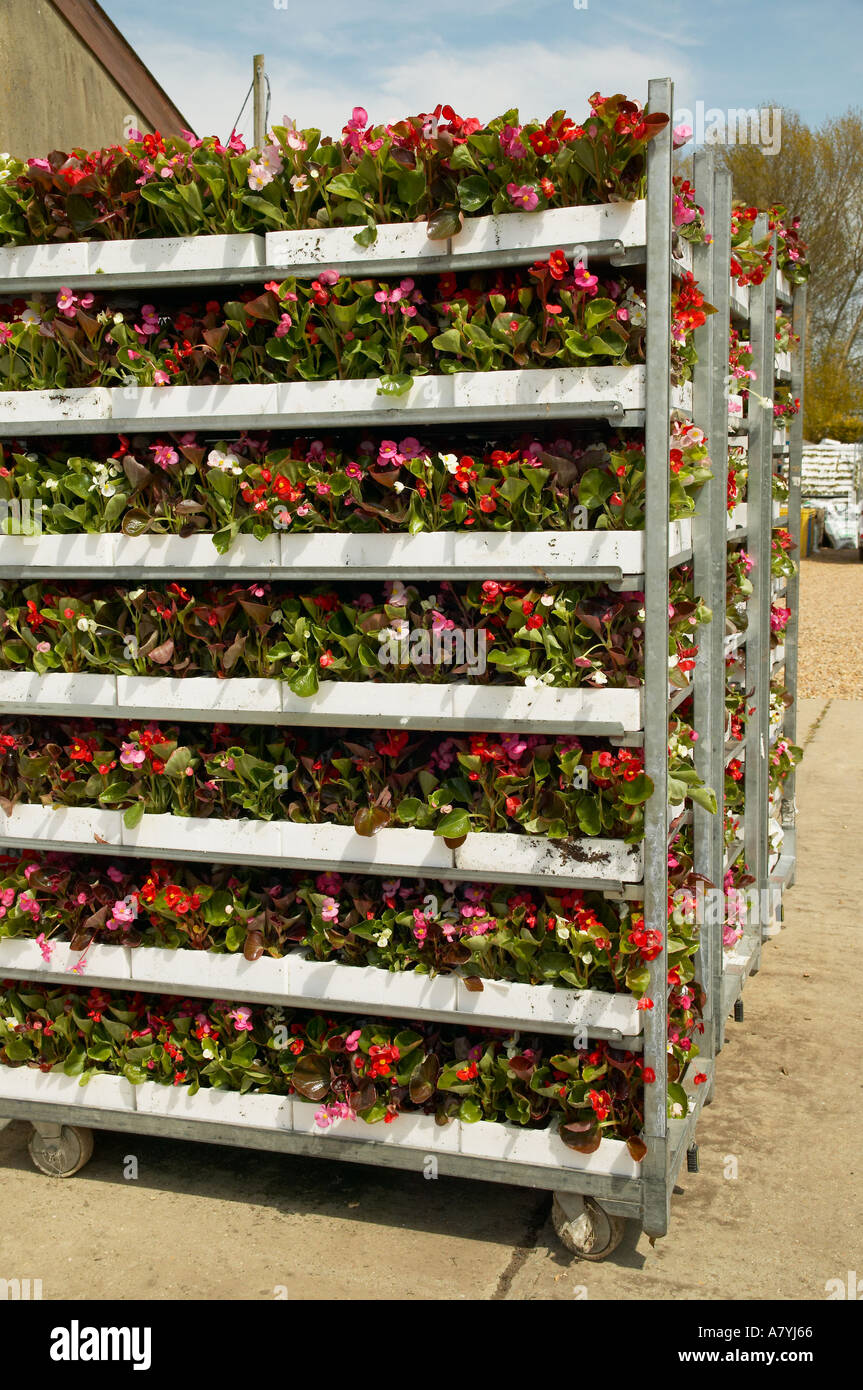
[641,76,673,1240]
[691,149,720,1075]
[744,216,776,961]
[253,55,267,148]
[693,158,734,1061]
[781,284,806,880]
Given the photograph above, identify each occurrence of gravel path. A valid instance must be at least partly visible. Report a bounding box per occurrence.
[798,550,863,697]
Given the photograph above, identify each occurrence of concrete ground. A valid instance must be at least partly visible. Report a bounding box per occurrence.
[0,695,859,1300]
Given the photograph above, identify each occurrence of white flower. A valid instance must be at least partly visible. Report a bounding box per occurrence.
[259,144,283,174]
[637,607,646,621]
[98,481,117,498]
[592,670,608,685]
[440,453,459,474]
[76,617,93,632]
[386,580,409,605]
[524,673,552,688]
[19,309,41,326]
[43,477,58,490]
[248,162,274,191]
[540,594,555,607]
[207,448,241,474]
[393,480,405,493]
[290,174,309,194]
[113,313,124,325]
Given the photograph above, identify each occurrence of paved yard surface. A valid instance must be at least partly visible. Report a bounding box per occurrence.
[1,696,859,1300]
[798,550,863,697]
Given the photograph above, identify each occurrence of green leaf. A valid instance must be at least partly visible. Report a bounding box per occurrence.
[123,801,145,830]
[584,297,616,332]
[457,175,491,213]
[287,664,319,698]
[434,808,471,839]
[688,783,718,814]
[353,222,378,249]
[164,746,193,777]
[396,168,426,206]
[426,207,463,241]
[432,328,463,354]
[376,373,413,397]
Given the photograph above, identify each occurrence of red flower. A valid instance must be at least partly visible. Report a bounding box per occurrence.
[375,731,409,758]
[319,650,335,668]
[525,614,543,630]
[67,738,94,762]
[588,1088,611,1120]
[505,795,522,816]
[694,1073,708,1085]
[642,1067,656,1083]
[547,249,569,280]
[456,1062,478,1081]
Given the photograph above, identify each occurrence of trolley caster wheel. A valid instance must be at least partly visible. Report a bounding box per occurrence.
[28,1124,94,1177]
[552,1194,626,1261]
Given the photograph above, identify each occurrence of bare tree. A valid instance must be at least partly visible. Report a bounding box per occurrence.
[710,108,863,439]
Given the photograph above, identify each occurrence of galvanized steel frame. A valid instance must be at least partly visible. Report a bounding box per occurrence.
[780,283,807,869]
[0,75,727,1243]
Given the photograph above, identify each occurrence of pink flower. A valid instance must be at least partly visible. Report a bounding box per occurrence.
[574,262,598,292]
[274,312,293,338]
[120,742,146,768]
[673,195,697,227]
[506,182,539,211]
[149,443,179,469]
[673,124,693,148]
[345,462,363,479]
[56,287,79,319]
[316,872,343,894]
[228,1006,253,1031]
[500,124,527,160]
[320,896,339,922]
[317,268,340,286]
[153,370,170,386]
[35,641,51,653]
[36,933,53,962]
[345,1029,362,1052]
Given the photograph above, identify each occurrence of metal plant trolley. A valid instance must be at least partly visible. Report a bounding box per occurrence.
[0,77,746,1258]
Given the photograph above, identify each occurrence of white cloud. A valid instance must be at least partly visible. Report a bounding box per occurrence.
[150,36,700,142]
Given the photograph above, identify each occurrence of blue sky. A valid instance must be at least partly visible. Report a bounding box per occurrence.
[100,0,860,142]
